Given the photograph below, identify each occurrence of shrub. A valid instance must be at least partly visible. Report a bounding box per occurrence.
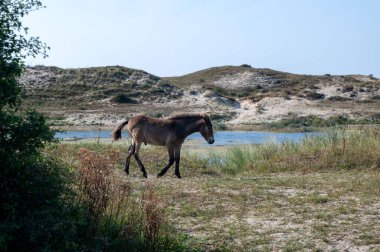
[213,122,227,131]
[328,96,352,101]
[240,64,252,68]
[141,183,165,251]
[77,148,116,224]
[0,1,80,250]
[306,92,325,100]
[0,111,73,251]
[0,148,81,251]
[147,111,164,118]
[110,93,138,104]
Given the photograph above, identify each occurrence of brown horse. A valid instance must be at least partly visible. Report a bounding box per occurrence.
[112,113,215,178]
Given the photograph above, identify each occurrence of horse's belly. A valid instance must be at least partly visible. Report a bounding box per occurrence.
[144,136,165,146]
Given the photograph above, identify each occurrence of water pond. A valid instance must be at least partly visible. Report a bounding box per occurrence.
[55,130,320,146]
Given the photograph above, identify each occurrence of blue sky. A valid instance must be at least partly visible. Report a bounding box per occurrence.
[24,0,380,77]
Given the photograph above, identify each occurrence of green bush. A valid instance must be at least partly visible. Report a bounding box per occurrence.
[0,110,81,251]
[0,156,81,251]
[110,93,138,103]
[0,1,86,250]
[213,122,227,130]
[240,64,252,68]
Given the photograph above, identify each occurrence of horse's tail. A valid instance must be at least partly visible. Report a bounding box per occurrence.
[112,120,128,141]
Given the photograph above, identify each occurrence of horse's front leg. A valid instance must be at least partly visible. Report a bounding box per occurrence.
[157,145,175,178]
[125,143,135,175]
[174,145,182,178]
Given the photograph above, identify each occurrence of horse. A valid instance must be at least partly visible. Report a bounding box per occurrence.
[112,113,215,178]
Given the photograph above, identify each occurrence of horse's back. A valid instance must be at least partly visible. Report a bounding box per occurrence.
[127,115,173,146]
[128,115,171,127]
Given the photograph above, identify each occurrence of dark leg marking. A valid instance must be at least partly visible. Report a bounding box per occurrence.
[174,146,182,178]
[125,144,135,175]
[132,142,147,178]
[157,145,175,178]
[134,154,148,178]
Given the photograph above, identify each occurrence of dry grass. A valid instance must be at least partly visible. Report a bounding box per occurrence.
[77,148,116,222]
[141,182,166,251]
[57,147,186,251]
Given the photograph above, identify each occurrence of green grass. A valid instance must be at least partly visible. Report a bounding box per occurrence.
[263,114,380,131]
[44,127,380,251]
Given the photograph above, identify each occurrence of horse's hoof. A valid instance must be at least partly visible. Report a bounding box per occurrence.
[143,174,148,178]
[157,173,162,178]
[176,174,182,179]
[125,170,129,175]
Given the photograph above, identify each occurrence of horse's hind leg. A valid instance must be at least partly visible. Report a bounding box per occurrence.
[125,142,135,175]
[157,145,175,178]
[133,142,148,178]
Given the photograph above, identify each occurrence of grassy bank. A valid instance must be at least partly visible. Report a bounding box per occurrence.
[45,127,380,251]
[262,115,380,132]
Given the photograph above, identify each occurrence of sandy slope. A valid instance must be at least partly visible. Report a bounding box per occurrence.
[21,66,380,127]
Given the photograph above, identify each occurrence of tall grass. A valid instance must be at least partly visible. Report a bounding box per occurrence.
[208,127,380,175]
[77,148,116,224]
[141,182,166,251]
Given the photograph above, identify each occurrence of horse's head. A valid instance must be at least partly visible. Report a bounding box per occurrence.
[200,115,214,144]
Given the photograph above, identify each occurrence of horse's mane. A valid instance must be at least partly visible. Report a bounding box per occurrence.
[167,113,208,120]
[167,113,212,128]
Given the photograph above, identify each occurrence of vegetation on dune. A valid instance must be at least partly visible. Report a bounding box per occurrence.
[164,65,380,100]
[20,61,380,129]
[21,65,182,108]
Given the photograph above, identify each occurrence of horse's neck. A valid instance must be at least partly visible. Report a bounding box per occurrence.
[182,118,203,136]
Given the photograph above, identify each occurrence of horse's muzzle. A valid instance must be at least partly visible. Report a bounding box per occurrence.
[208,137,215,144]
